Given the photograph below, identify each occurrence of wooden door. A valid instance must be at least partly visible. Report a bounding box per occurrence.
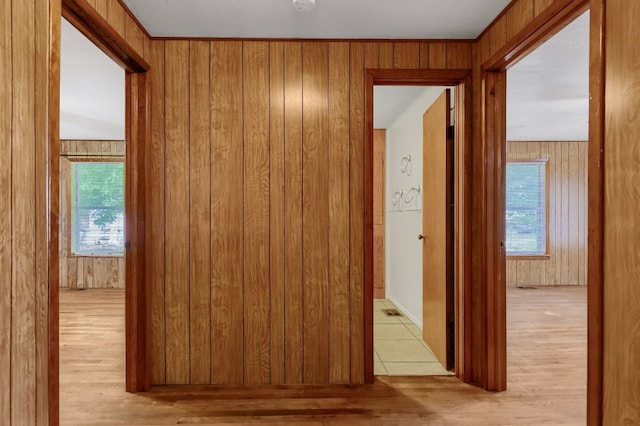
[373,129,386,299]
[422,89,454,370]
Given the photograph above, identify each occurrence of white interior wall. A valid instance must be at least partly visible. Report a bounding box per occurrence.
[384,86,447,329]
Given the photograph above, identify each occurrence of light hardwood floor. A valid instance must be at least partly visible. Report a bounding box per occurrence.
[59,286,586,425]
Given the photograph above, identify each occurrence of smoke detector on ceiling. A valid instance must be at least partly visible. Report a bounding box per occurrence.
[292,0,315,12]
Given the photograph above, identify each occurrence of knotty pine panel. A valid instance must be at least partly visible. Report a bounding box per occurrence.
[147,40,473,385]
[506,141,587,287]
[59,140,126,290]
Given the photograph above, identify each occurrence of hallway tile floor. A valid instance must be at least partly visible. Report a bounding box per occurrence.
[374,299,452,376]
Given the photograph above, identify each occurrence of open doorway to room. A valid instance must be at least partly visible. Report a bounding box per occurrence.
[372,85,456,377]
[504,10,589,420]
[58,15,127,411]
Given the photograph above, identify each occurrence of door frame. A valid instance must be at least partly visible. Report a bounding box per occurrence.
[480,0,602,422]
[49,0,151,422]
[364,69,473,383]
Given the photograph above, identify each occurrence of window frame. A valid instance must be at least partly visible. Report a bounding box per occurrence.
[505,158,550,260]
[66,157,125,258]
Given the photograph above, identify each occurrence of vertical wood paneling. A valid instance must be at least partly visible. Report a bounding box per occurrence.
[506,0,535,41]
[106,1,125,38]
[534,0,555,17]
[603,2,640,421]
[148,39,166,384]
[164,41,190,384]
[428,42,447,69]
[92,0,107,18]
[506,141,587,287]
[269,42,286,384]
[243,41,271,384]
[302,42,330,383]
[283,42,304,384]
[328,42,351,383]
[147,40,474,385]
[419,42,430,68]
[489,16,507,56]
[210,41,244,384]
[12,0,37,421]
[379,42,393,69]
[349,42,365,384]
[447,42,472,69]
[0,0,11,421]
[188,40,211,384]
[393,42,419,69]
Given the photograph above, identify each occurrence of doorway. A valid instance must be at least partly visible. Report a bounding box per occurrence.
[503,10,589,420]
[49,1,150,418]
[372,86,454,376]
[364,69,472,383]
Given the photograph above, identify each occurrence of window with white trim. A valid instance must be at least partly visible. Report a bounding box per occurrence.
[70,161,124,256]
[506,160,547,256]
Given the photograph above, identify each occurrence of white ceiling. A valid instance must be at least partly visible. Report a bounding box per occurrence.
[507,11,589,141]
[374,86,431,129]
[60,18,124,140]
[59,5,589,143]
[121,0,511,39]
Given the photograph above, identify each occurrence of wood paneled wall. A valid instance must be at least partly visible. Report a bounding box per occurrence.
[0,0,52,423]
[59,140,126,289]
[147,39,472,385]
[506,141,587,287]
[603,0,640,422]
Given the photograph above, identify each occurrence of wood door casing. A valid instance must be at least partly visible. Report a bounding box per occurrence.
[373,129,386,299]
[422,89,453,370]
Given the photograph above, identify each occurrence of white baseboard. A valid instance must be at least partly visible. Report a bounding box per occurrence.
[387,296,423,329]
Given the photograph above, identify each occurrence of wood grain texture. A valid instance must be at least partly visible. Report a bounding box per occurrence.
[328,42,351,383]
[379,42,393,69]
[506,0,535,41]
[106,0,125,36]
[188,40,211,384]
[164,40,190,384]
[393,42,419,69]
[447,42,472,69]
[534,0,555,17]
[422,90,450,368]
[269,41,286,384]
[302,42,330,383]
[210,41,244,384]
[0,0,11,419]
[373,130,385,300]
[12,0,37,422]
[349,42,366,384]
[148,39,166,385]
[243,41,271,384]
[603,1,640,422]
[429,42,447,69]
[283,41,304,384]
[506,141,587,287]
[59,287,587,425]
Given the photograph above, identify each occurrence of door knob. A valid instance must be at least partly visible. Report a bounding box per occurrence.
[418,234,425,240]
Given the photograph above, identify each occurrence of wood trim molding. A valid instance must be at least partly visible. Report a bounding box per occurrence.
[364,68,473,384]
[62,0,149,72]
[483,0,590,70]
[587,0,605,424]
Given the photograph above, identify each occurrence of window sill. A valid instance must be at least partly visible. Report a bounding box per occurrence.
[507,254,550,260]
[69,254,124,258]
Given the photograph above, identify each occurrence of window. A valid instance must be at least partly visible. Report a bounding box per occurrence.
[70,161,124,256]
[506,160,547,256]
